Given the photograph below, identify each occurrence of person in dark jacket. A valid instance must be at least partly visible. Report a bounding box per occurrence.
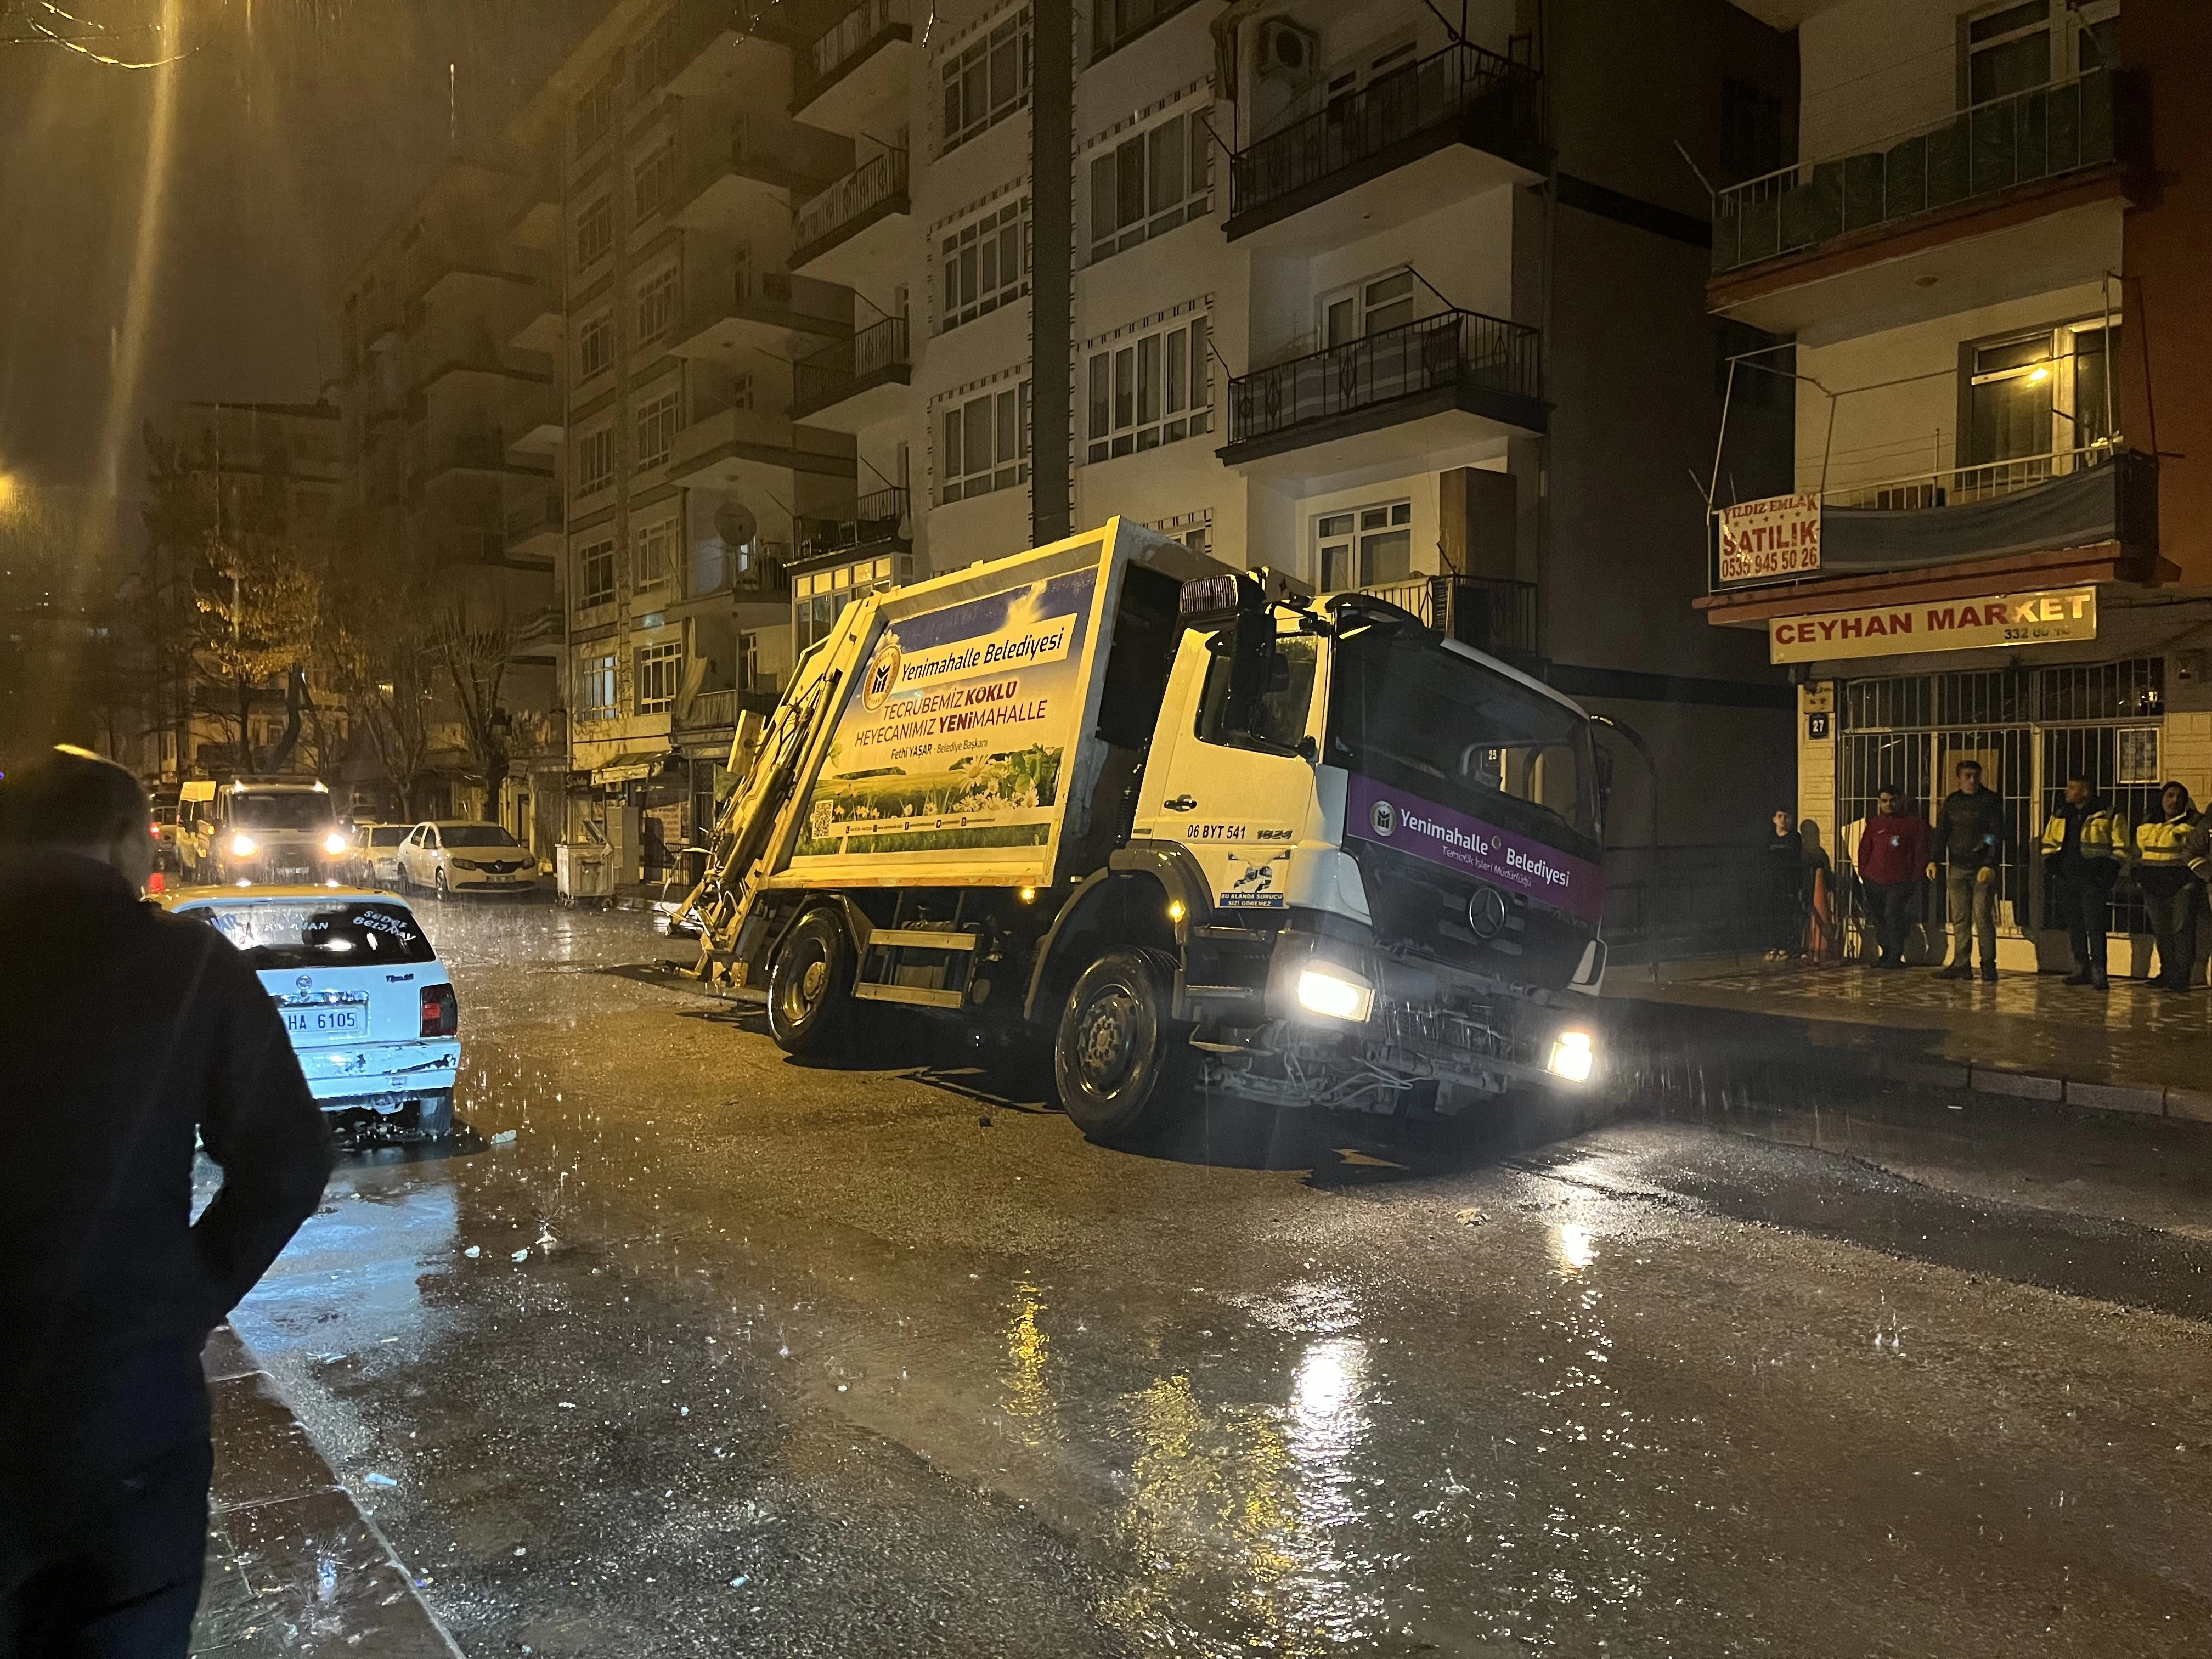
[1763,808,1802,961]
[0,751,332,1656]
[2039,773,2129,990]
[1931,759,2007,981]
[1857,786,1929,969]
[2132,781,2209,990]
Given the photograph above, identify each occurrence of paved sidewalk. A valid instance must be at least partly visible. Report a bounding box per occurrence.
[193,1327,455,1657]
[1605,956,2212,1118]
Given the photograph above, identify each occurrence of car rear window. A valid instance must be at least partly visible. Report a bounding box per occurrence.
[186,901,438,968]
[369,827,408,847]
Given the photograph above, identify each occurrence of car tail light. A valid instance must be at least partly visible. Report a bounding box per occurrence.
[420,983,458,1037]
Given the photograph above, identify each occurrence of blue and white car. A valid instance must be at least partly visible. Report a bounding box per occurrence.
[161,885,461,1137]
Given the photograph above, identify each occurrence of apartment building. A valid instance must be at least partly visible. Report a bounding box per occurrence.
[517,0,1801,890]
[138,399,346,785]
[1697,0,2212,970]
[334,159,568,844]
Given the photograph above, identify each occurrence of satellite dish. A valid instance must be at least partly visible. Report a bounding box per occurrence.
[713,500,758,548]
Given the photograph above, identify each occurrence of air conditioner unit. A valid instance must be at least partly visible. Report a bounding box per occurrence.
[1255,16,1319,85]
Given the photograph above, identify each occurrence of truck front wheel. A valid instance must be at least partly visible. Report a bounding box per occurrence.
[767,908,855,1057]
[1054,950,1194,1144]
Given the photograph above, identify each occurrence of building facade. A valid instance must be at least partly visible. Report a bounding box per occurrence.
[1698,0,2211,971]
[502,0,1803,898]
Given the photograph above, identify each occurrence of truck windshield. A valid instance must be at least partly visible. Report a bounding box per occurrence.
[230,792,337,831]
[1327,627,1601,859]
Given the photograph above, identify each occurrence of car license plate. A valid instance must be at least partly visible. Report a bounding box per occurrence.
[283,1000,366,1037]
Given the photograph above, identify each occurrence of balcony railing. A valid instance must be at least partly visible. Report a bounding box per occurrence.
[695,539,791,598]
[1227,309,1542,453]
[792,315,911,418]
[1231,40,1544,229]
[680,687,739,731]
[793,0,908,111]
[1712,69,2118,276]
[1707,444,2152,593]
[793,149,909,265]
[1361,574,1539,660]
[796,486,910,560]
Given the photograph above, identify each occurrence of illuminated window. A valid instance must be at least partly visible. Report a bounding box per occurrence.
[577,653,617,720]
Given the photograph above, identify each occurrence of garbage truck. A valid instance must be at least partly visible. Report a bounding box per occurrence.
[679,516,1610,1143]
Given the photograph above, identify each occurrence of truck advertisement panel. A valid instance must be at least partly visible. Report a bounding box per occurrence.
[1346,773,1605,924]
[791,566,1102,865]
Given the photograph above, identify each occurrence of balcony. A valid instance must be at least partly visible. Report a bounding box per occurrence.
[667,0,845,98]
[426,426,553,484]
[505,492,563,563]
[1709,71,2131,337]
[678,686,740,733]
[1360,573,1539,662]
[692,538,792,602]
[1697,447,2159,623]
[668,403,855,497]
[790,315,911,428]
[670,261,853,362]
[1226,41,1547,251]
[1221,308,1544,472]
[792,0,910,130]
[795,486,910,562]
[675,112,851,232]
[789,149,910,281]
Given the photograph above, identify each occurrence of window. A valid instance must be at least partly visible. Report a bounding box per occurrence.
[1962,318,2123,477]
[575,426,616,496]
[633,142,675,221]
[941,11,1032,154]
[575,195,614,269]
[940,380,1030,503]
[1087,109,1212,264]
[1197,636,1319,755]
[1315,501,1412,591]
[1719,77,1790,184]
[635,641,682,714]
[577,538,617,609]
[634,391,680,471]
[794,556,905,652]
[631,10,676,101]
[574,69,620,151]
[635,266,679,346]
[579,312,613,380]
[1086,315,1210,461]
[940,198,1029,332]
[1964,0,2115,104]
[635,515,677,590]
[577,652,617,720]
[1321,269,1415,347]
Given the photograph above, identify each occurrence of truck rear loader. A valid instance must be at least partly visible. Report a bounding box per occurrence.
[681,517,1610,1143]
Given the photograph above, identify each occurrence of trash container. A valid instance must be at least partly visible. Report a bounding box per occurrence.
[556,842,615,907]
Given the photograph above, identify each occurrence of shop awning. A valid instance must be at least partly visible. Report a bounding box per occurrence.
[590,751,672,786]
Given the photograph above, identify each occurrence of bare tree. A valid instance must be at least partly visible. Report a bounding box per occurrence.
[323,567,436,821]
[432,587,515,822]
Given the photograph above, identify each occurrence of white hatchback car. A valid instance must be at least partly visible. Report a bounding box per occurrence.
[396,821,541,900]
[161,885,461,1137]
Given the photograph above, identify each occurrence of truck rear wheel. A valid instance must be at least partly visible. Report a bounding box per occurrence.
[767,908,855,1057]
[1054,950,1194,1144]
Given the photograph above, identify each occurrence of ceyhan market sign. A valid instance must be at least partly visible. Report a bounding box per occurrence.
[1769,586,2097,664]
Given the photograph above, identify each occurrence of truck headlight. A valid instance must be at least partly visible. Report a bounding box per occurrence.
[322,831,351,856]
[1296,965,1374,1023]
[1547,1029,1596,1083]
[229,833,258,857]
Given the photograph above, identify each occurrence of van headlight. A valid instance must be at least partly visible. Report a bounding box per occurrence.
[322,831,351,856]
[1547,1029,1596,1083]
[229,833,258,858]
[1296,964,1374,1023]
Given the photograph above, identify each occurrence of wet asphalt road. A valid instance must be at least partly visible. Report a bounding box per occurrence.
[203,902,2212,1657]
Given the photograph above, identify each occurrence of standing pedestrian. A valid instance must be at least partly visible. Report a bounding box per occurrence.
[0,750,333,1656]
[1764,808,1801,962]
[2131,780,2208,990]
[2039,773,2129,990]
[1931,759,2007,981]
[1855,786,1929,969]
